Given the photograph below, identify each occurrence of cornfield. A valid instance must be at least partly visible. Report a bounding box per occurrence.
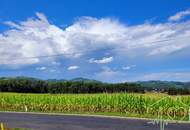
[0,93,190,121]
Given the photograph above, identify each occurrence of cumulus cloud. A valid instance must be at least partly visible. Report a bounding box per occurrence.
[67,65,79,70]
[0,11,190,67]
[89,56,113,64]
[0,12,80,66]
[169,9,190,21]
[36,66,47,71]
[36,66,58,73]
[122,65,136,70]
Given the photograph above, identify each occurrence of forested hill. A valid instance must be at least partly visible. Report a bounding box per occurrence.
[0,77,144,94]
[0,77,190,95]
[138,81,190,89]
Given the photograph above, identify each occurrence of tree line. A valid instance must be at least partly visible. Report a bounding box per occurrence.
[167,87,190,95]
[0,77,144,94]
[0,77,189,95]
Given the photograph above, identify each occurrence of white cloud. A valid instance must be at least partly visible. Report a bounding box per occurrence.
[36,66,58,73]
[67,65,79,70]
[169,9,190,21]
[89,56,113,64]
[135,72,190,82]
[0,11,190,67]
[122,65,136,70]
[51,61,61,65]
[36,66,47,71]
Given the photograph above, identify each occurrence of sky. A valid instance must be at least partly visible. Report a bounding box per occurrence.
[0,0,190,82]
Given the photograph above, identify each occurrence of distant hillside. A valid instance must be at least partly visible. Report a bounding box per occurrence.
[47,79,67,82]
[70,77,101,83]
[0,77,190,90]
[0,76,40,81]
[137,81,190,90]
[0,76,144,94]
[46,77,101,83]
[0,77,99,83]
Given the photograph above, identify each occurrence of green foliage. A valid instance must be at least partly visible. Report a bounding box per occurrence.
[0,77,144,94]
[0,77,190,95]
[0,93,190,121]
[168,87,190,95]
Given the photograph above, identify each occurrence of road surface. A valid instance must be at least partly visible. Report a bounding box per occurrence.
[0,112,190,130]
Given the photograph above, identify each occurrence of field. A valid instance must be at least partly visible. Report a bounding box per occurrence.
[0,93,190,121]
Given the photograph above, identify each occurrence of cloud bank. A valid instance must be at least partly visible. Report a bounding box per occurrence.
[0,12,190,66]
[0,10,190,82]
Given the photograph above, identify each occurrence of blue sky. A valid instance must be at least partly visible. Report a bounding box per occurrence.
[0,0,190,82]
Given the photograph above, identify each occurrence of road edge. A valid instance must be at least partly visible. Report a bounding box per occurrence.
[0,111,190,124]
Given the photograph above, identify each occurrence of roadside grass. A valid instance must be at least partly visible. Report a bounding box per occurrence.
[0,93,190,121]
[0,123,28,130]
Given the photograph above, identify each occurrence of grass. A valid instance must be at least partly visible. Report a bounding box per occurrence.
[0,123,28,130]
[0,93,190,121]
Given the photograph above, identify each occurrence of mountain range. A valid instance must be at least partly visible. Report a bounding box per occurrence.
[0,76,190,89]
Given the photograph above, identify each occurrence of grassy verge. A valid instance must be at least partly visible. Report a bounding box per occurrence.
[0,123,29,130]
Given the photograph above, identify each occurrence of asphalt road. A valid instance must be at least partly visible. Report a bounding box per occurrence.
[0,112,190,130]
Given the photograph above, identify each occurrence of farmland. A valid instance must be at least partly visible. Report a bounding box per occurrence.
[0,93,190,121]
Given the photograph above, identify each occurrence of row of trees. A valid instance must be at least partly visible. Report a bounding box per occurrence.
[0,78,145,94]
[0,77,189,95]
[168,87,190,95]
